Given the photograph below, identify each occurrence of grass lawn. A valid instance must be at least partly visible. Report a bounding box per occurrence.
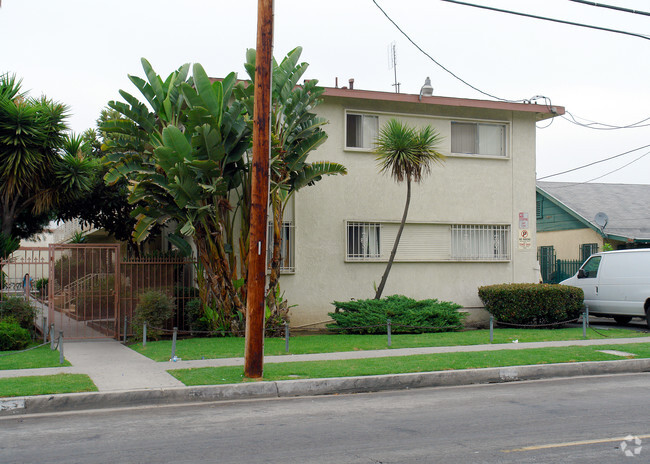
[0,344,71,370]
[169,342,650,386]
[129,327,650,362]
[0,374,97,398]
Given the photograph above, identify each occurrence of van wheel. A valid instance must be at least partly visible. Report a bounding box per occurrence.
[613,316,632,325]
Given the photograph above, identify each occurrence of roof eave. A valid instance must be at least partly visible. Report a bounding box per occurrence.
[322,87,564,120]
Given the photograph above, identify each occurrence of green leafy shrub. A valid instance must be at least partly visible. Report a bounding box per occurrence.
[478,283,584,326]
[329,295,464,334]
[34,277,49,297]
[132,291,175,340]
[0,297,35,329]
[0,318,31,351]
[183,298,216,336]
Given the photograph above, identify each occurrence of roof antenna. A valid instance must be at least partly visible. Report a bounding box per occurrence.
[388,42,400,93]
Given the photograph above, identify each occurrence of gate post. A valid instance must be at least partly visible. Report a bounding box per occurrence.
[115,244,121,341]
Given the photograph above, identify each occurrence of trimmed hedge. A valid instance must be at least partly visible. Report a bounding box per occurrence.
[478,283,584,326]
[329,295,464,334]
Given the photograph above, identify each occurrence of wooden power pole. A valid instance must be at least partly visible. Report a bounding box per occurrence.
[245,0,274,379]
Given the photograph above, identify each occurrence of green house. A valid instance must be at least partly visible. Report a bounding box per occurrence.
[536,181,650,282]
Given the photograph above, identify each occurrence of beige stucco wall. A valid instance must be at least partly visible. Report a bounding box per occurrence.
[537,229,603,260]
[280,96,542,327]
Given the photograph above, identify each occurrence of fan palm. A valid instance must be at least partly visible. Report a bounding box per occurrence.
[0,73,93,241]
[374,119,445,299]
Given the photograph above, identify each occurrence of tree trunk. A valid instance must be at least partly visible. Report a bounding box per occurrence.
[266,192,282,315]
[374,178,411,300]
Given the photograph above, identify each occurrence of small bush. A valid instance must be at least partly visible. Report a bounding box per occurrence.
[34,278,49,297]
[132,291,175,340]
[478,283,584,327]
[329,295,464,334]
[184,298,214,336]
[0,318,31,351]
[0,297,35,330]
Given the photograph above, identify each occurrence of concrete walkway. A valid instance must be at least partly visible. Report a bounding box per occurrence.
[2,336,650,392]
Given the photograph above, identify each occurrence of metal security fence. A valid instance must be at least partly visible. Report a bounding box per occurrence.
[538,247,583,284]
[0,245,197,340]
[120,254,196,337]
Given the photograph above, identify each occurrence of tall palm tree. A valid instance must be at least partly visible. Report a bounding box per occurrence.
[374,119,445,299]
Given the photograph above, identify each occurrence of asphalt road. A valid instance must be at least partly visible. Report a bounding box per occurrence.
[2,373,649,463]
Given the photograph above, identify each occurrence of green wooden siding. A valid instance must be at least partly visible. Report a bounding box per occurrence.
[536,192,588,232]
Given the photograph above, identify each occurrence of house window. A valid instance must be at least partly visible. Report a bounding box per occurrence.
[346,113,379,150]
[580,243,598,263]
[451,225,510,260]
[347,222,381,260]
[451,122,506,157]
[536,199,543,219]
[267,221,295,273]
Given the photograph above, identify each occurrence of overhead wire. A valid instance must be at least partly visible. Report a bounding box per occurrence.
[567,0,650,17]
[371,0,526,103]
[536,143,650,180]
[440,0,650,41]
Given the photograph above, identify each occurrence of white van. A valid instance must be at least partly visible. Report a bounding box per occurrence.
[560,249,650,327]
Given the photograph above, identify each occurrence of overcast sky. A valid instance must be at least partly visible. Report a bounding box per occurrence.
[1,0,648,184]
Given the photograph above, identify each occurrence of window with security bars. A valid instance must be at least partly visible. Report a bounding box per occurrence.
[266,221,295,273]
[346,222,381,260]
[451,122,506,157]
[580,243,598,263]
[346,113,379,149]
[451,225,510,260]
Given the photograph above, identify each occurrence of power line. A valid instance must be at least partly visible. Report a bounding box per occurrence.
[583,150,650,182]
[535,96,650,131]
[371,0,525,103]
[372,0,650,132]
[561,111,650,130]
[440,0,650,42]
[568,0,650,17]
[536,143,650,180]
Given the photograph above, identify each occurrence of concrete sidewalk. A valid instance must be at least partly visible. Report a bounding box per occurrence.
[2,336,650,415]
[2,336,650,391]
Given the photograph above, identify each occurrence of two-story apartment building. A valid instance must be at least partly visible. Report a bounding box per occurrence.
[279,85,564,327]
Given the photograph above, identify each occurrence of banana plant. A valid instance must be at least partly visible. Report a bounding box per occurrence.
[240,47,347,316]
[102,60,251,325]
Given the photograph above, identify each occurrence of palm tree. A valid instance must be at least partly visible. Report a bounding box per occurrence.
[374,119,445,299]
[0,73,93,242]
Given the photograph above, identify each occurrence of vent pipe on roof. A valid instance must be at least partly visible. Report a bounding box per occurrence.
[335,77,338,88]
[349,78,354,90]
[419,77,433,101]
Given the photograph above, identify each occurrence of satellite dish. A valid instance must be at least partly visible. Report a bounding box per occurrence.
[594,212,608,229]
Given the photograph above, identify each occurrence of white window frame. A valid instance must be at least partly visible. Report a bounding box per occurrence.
[345,112,379,151]
[451,224,511,261]
[346,221,382,261]
[267,221,295,273]
[451,121,508,158]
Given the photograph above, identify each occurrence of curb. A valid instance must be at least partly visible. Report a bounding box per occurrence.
[2,358,650,416]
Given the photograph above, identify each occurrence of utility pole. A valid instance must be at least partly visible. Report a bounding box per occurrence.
[245,0,274,379]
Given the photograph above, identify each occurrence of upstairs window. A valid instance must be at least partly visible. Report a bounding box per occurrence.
[346,113,378,150]
[451,122,506,157]
[536,199,543,219]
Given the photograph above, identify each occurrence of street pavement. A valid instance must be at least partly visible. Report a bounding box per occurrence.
[2,335,650,415]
